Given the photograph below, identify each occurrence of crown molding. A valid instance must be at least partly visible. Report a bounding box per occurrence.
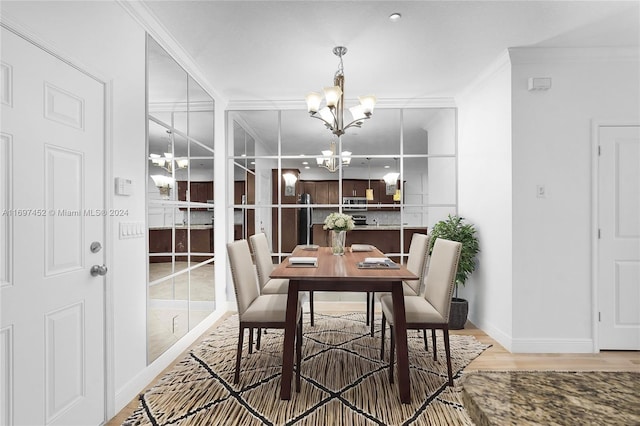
[117,0,228,108]
[455,49,512,102]
[226,97,456,111]
[508,46,639,64]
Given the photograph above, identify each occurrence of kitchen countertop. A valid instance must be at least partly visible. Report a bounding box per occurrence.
[352,225,428,230]
[149,225,214,230]
[462,371,640,426]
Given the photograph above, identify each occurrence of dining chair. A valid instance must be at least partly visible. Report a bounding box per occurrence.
[250,232,315,329]
[369,233,431,336]
[227,239,303,390]
[379,238,462,386]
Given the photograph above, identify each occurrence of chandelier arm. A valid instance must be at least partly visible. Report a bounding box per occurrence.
[342,116,370,131]
[308,113,334,130]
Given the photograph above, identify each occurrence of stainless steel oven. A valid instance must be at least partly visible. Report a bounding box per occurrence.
[343,197,367,211]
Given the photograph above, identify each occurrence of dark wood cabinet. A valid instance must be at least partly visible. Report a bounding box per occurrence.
[177,181,213,209]
[302,181,316,201]
[272,169,300,253]
[234,181,245,205]
[149,227,214,263]
[328,181,339,204]
[342,179,368,197]
[301,180,339,204]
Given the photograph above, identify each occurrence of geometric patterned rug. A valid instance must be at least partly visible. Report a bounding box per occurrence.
[122,312,490,425]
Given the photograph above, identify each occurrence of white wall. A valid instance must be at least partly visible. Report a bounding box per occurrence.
[458,47,640,353]
[457,52,514,350]
[509,47,640,352]
[1,0,149,415]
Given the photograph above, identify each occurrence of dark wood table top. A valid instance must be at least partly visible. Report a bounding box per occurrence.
[270,246,418,282]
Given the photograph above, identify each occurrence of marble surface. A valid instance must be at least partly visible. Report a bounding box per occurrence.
[462,371,640,426]
[149,225,213,230]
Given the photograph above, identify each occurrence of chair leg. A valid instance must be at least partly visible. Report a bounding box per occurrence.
[365,292,370,326]
[234,326,244,384]
[423,329,428,351]
[370,292,376,336]
[389,326,395,384]
[443,328,453,386]
[432,329,437,361]
[248,328,254,354]
[380,314,386,360]
[310,291,314,327]
[296,317,303,392]
[256,328,262,350]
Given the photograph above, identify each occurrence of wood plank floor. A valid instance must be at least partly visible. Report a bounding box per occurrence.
[106,302,640,425]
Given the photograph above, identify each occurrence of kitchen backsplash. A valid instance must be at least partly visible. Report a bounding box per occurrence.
[312,208,401,226]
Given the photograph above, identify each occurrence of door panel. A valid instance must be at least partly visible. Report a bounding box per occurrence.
[0,28,105,425]
[598,125,640,350]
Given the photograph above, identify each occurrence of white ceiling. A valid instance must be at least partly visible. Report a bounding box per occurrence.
[142,1,639,102]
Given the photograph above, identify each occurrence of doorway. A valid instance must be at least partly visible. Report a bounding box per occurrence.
[0,27,107,425]
[596,124,640,350]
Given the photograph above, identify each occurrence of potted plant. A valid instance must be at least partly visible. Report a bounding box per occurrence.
[429,215,479,329]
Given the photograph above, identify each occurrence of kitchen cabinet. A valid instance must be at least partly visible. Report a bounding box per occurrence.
[328,181,339,204]
[272,169,300,253]
[302,181,316,201]
[149,227,214,263]
[301,180,339,204]
[234,181,245,205]
[177,181,213,208]
[342,179,368,197]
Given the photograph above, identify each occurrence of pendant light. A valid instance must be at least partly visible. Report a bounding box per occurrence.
[365,158,374,201]
[393,158,401,202]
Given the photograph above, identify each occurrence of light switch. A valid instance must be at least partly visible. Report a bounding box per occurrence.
[536,185,546,198]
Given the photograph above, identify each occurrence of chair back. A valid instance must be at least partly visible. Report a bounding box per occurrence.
[423,238,462,321]
[404,233,431,294]
[249,232,275,291]
[227,239,261,316]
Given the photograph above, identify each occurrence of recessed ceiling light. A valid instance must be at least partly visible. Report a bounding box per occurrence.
[384,165,390,169]
[304,166,310,169]
[302,161,309,165]
[389,12,402,22]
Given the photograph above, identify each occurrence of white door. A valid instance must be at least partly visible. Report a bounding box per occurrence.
[0,28,106,425]
[598,125,640,350]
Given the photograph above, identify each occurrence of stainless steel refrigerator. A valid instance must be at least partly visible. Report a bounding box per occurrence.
[298,193,313,245]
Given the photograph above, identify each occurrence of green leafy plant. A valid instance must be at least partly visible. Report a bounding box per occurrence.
[429,215,479,296]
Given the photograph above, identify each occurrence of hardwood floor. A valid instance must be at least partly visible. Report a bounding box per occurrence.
[106,302,639,425]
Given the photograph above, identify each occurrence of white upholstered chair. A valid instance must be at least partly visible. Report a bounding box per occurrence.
[369,233,431,336]
[379,238,462,386]
[250,232,314,328]
[226,239,303,389]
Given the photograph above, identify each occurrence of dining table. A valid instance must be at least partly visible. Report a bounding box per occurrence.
[270,245,418,404]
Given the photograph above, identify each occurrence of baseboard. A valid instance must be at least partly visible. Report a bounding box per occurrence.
[511,338,594,353]
[469,316,513,352]
[114,308,227,413]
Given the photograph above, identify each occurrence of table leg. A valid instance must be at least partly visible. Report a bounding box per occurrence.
[280,279,299,400]
[391,281,411,403]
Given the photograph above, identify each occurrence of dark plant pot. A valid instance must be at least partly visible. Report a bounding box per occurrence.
[449,297,469,330]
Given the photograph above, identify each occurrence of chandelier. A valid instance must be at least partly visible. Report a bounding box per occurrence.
[149,152,188,174]
[305,46,376,137]
[317,140,351,173]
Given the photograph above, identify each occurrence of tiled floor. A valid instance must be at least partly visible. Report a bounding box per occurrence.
[148,261,215,362]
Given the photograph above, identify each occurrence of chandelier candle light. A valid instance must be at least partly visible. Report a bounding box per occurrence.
[323,212,355,255]
[305,46,377,137]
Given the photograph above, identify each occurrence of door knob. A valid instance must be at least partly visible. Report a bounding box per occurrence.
[90,264,108,277]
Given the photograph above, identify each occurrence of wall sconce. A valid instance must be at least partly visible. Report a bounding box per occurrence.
[150,175,175,199]
[383,158,400,196]
[282,172,298,196]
